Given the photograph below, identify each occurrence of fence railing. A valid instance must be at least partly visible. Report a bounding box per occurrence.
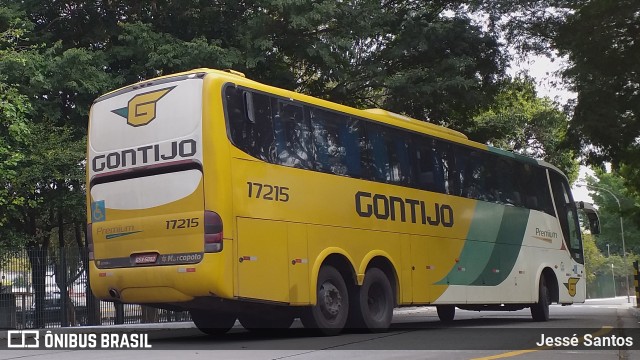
[0,248,191,329]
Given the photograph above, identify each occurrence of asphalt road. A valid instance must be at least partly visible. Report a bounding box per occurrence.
[1,296,638,360]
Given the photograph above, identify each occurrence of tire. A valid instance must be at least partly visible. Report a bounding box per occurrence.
[238,312,294,332]
[351,268,394,332]
[531,276,550,322]
[301,265,349,336]
[436,305,455,323]
[189,309,237,335]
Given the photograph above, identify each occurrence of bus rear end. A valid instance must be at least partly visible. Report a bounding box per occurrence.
[87,71,231,305]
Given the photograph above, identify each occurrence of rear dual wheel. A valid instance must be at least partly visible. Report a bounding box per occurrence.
[301,265,349,336]
[190,309,237,336]
[349,268,394,332]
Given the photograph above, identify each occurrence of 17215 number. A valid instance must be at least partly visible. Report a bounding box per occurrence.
[247,182,289,202]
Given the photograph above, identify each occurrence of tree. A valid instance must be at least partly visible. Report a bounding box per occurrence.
[556,0,640,173]
[584,171,640,256]
[469,76,578,179]
[582,233,606,289]
[469,0,640,193]
[0,5,35,257]
[0,4,111,326]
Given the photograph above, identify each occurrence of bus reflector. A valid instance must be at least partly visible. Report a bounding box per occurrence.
[204,211,223,253]
[87,223,95,260]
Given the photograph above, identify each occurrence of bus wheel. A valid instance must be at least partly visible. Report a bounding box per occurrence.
[436,305,455,323]
[301,265,349,336]
[238,312,294,332]
[531,277,550,321]
[356,268,394,332]
[189,309,237,336]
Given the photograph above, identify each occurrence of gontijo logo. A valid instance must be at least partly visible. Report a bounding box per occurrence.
[112,86,175,127]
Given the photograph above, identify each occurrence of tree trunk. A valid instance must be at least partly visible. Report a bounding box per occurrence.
[26,246,47,328]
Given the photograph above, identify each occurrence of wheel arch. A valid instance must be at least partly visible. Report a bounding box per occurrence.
[361,252,400,306]
[310,248,357,305]
[538,267,559,303]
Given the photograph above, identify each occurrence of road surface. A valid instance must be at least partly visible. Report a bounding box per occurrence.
[1,296,638,360]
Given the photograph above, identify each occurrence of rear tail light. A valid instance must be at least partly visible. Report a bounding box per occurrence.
[204,211,223,253]
[87,223,95,260]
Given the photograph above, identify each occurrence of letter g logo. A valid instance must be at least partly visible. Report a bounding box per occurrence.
[112,86,175,127]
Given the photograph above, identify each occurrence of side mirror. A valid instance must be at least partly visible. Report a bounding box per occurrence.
[576,201,601,235]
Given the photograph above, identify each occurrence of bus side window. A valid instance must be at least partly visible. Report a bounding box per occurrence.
[456,148,489,201]
[343,118,363,178]
[492,157,520,206]
[366,123,390,182]
[389,131,412,185]
[225,87,276,162]
[225,87,247,146]
[273,100,312,169]
[518,163,555,216]
[310,107,352,176]
[414,137,447,194]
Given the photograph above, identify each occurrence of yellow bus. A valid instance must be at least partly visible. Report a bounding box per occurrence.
[86,68,599,335]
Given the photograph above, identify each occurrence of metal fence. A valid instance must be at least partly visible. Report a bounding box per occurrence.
[0,248,191,329]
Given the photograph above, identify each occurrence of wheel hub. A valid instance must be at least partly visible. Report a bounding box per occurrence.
[320,282,342,319]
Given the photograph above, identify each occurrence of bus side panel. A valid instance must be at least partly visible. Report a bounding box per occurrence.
[306,225,402,304]
[235,217,290,303]
[287,222,310,305]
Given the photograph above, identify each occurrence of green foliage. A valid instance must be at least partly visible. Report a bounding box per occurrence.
[582,233,606,286]
[471,0,640,196]
[470,76,578,178]
[557,0,640,171]
[0,84,32,237]
[584,171,640,256]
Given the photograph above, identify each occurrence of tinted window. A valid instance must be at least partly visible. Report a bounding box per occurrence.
[517,163,555,216]
[273,101,313,169]
[364,123,412,185]
[310,108,364,177]
[225,85,559,214]
[411,136,453,194]
[225,87,276,162]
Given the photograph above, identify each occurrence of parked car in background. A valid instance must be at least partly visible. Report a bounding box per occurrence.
[20,292,87,328]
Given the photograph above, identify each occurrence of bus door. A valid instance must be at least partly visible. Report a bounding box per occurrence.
[548,170,586,302]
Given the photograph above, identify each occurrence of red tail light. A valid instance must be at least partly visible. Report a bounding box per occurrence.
[204,211,223,253]
[87,223,95,260]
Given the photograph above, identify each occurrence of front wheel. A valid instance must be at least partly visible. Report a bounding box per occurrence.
[301,265,349,336]
[530,277,551,321]
[436,305,455,323]
[190,309,237,335]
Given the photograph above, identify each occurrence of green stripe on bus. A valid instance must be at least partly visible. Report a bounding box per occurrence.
[436,204,530,286]
[435,202,504,285]
[471,206,530,286]
[487,146,538,165]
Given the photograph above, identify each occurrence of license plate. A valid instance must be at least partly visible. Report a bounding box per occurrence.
[133,253,158,265]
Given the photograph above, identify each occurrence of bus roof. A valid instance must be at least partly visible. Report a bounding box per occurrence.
[95,68,559,171]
